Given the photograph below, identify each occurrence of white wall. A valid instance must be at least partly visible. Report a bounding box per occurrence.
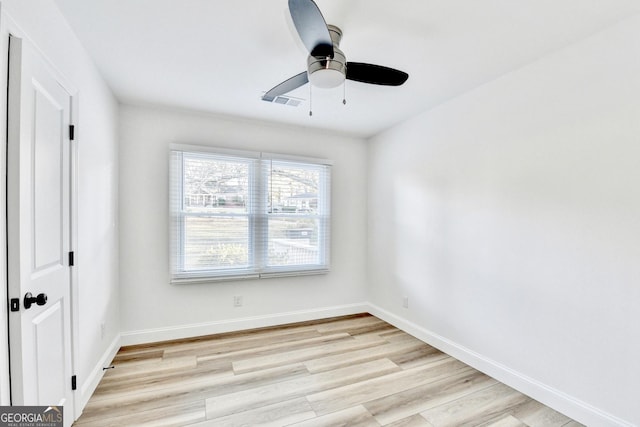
[118,105,368,343]
[0,0,120,411]
[368,15,640,427]
[3,2,637,425]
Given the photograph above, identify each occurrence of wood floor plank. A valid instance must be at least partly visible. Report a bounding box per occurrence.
[162,325,336,356]
[313,315,389,334]
[232,333,388,373]
[81,363,310,420]
[419,382,530,427]
[100,355,200,382]
[365,368,498,425]
[510,399,577,426]
[387,345,447,369]
[196,332,353,365]
[286,405,380,427]
[93,358,231,397]
[385,414,434,427]
[200,397,316,427]
[480,414,527,427]
[75,399,205,427]
[205,358,400,419]
[307,357,470,416]
[111,348,164,364]
[76,314,583,427]
[303,338,427,373]
[86,369,233,405]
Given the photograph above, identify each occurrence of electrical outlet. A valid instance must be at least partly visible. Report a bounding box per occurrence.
[402,296,409,309]
[100,322,106,340]
[233,295,243,307]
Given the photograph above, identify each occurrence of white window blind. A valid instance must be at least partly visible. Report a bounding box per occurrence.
[170,147,331,283]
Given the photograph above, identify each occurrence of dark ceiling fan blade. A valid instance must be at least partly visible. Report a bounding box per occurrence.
[346,62,409,86]
[262,71,309,101]
[288,0,334,58]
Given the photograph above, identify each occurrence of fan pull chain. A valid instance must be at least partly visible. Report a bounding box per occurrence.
[309,85,313,117]
[343,81,347,105]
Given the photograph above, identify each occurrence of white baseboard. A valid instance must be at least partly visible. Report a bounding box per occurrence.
[120,303,369,346]
[77,334,121,418]
[366,303,633,427]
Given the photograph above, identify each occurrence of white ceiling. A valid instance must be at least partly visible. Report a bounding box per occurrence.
[53,0,639,138]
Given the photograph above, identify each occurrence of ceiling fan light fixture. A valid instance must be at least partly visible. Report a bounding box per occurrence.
[307,47,346,89]
[308,68,345,88]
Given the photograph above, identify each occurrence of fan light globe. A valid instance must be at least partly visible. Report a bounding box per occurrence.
[307,45,346,89]
[308,68,345,88]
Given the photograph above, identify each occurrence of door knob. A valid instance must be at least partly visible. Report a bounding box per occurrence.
[24,292,48,310]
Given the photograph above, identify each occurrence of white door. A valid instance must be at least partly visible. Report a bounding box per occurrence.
[6,35,74,426]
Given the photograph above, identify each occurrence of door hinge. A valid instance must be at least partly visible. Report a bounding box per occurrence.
[71,375,77,391]
[10,298,20,312]
[69,251,75,267]
[69,124,75,141]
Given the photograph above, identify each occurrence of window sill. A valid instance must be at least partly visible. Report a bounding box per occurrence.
[170,268,329,285]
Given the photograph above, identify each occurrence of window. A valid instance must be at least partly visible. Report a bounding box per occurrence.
[170,146,331,283]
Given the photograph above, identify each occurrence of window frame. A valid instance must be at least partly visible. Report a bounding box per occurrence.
[169,144,332,284]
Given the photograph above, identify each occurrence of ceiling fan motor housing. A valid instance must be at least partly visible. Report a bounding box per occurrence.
[307,25,346,88]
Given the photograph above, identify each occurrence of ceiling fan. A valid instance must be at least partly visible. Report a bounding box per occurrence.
[262,0,409,104]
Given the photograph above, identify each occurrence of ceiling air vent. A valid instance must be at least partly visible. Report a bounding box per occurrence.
[261,93,303,107]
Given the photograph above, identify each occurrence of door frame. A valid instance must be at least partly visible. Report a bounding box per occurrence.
[0,7,80,418]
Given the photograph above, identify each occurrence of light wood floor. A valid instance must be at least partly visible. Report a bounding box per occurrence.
[74,314,583,427]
